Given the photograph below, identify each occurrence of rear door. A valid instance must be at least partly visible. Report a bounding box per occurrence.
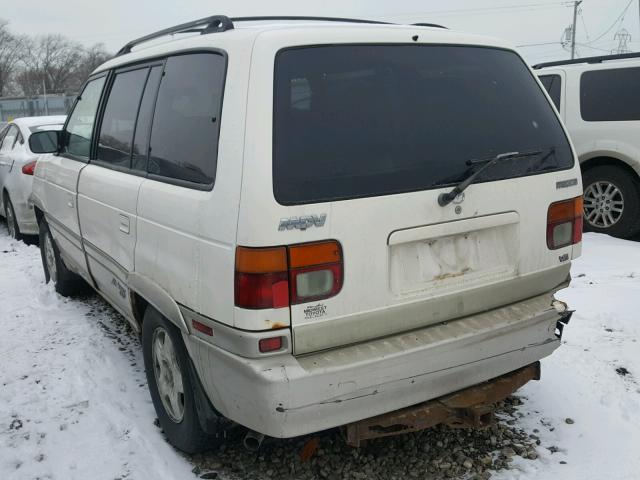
[39,76,106,276]
[77,63,162,316]
[240,40,582,354]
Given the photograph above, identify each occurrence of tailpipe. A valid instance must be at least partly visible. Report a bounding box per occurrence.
[243,430,265,451]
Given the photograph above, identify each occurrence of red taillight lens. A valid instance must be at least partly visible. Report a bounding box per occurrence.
[547,196,583,250]
[235,246,289,309]
[258,336,283,353]
[22,161,37,175]
[234,241,343,309]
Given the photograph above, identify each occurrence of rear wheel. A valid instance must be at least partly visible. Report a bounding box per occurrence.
[39,220,85,296]
[4,195,22,241]
[142,307,221,453]
[582,165,640,239]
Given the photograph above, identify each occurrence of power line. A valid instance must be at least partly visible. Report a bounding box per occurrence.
[517,41,562,47]
[386,2,569,18]
[586,0,634,44]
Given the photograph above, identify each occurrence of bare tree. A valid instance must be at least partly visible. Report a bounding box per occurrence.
[16,34,84,95]
[70,43,112,90]
[0,20,24,96]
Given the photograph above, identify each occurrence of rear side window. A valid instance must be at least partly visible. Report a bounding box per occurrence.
[132,66,163,172]
[273,45,574,205]
[148,53,226,186]
[581,67,640,121]
[65,77,106,158]
[97,68,149,168]
[539,74,562,111]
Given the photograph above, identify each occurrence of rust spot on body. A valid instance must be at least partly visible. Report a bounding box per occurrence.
[265,320,288,329]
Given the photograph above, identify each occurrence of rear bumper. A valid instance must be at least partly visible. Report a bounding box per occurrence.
[185,292,565,438]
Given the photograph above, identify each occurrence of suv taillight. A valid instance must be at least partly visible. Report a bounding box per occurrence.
[235,241,343,309]
[547,196,583,250]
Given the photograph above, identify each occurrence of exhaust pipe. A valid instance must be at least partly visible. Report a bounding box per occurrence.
[243,430,265,451]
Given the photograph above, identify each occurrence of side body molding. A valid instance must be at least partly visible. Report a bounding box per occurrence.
[127,272,189,333]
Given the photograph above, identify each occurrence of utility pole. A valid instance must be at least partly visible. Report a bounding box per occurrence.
[571,1,582,60]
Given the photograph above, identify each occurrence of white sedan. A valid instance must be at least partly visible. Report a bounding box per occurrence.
[0,116,66,239]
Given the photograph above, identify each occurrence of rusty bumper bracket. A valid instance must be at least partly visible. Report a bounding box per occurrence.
[345,362,541,447]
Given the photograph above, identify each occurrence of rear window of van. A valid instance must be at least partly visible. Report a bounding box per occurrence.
[273,45,574,205]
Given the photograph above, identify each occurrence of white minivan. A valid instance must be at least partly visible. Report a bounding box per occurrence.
[29,16,582,453]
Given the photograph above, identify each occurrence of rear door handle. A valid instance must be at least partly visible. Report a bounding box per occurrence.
[119,214,130,234]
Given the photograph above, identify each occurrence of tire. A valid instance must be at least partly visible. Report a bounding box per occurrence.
[39,220,85,296]
[582,165,640,239]
[142,307,221,453]
[4,195,22,241]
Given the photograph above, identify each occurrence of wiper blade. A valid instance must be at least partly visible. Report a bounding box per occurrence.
[437,150,543,207]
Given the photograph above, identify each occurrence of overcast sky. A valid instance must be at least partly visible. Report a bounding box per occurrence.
[3,0,640,64]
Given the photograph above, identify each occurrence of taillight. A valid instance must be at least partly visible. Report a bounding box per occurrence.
[235,247,289,309]
[234,240,343,309]
[288,241,343,305]
[22,161,37,175]
[547,196,583,250]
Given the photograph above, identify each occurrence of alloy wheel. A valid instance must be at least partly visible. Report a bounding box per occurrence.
[583,181,624,229]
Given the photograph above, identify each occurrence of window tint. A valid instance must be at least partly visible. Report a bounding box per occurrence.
[273,46,574,205]
[65,77,106,158]
[148,53,225,186]
[97,68,149,168]
[0,125,18,153]
[132,66,163,172]
[539,74,562,111]
[581,67,640,121]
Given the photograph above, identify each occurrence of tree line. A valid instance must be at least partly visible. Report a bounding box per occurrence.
[0,20,112,98]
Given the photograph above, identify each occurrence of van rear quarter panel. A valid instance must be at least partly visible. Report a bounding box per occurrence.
[237,29,583,345]
[134,39,251,328]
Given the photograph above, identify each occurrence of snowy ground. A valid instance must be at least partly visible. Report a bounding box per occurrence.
[0,224,639,480]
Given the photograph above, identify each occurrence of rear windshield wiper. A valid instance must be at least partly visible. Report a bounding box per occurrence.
[437,150,544,207]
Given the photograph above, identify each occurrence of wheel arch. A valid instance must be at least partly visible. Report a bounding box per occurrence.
[127,272,189,334]
[580,155,640,182]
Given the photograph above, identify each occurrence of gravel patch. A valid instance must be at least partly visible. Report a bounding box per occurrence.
[190,397,544,480]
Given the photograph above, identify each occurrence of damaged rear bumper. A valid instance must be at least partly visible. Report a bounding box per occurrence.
[185,291,568,438]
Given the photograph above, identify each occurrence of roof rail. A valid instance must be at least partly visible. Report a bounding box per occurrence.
[412,22,448,29]
[533,51,640,70]
[116,15,234,56]
[116,15,449,56]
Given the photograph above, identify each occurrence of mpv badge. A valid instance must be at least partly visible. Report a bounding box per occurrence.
[278,214,327,231]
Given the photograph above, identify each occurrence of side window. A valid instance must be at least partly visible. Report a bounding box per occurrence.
[539,74,561,111]
[64,76,106,158]
[0,125,18,153]
[581,67,640,121]
[97,68,149,168]
[132,66,163,172]
[148,53,226,186]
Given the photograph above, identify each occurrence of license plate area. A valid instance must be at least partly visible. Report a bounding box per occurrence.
[389,213,520,296]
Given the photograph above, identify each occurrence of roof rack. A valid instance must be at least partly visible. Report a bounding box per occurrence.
[116,15,447,56]
[533,51,640,70]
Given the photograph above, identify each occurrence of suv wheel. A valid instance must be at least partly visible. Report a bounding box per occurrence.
[39,220,85,296]
[583,165,640,239]
[4,195,22,241]
[142,307,220,453]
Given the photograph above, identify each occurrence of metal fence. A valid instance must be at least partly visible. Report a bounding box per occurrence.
[0,94,76,121]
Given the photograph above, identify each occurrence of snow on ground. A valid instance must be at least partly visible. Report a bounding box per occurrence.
[0,226,639,480]
[0,231,196,479]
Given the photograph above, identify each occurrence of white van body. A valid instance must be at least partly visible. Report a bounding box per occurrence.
[536,54,640,238]
[30,18,582,449]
